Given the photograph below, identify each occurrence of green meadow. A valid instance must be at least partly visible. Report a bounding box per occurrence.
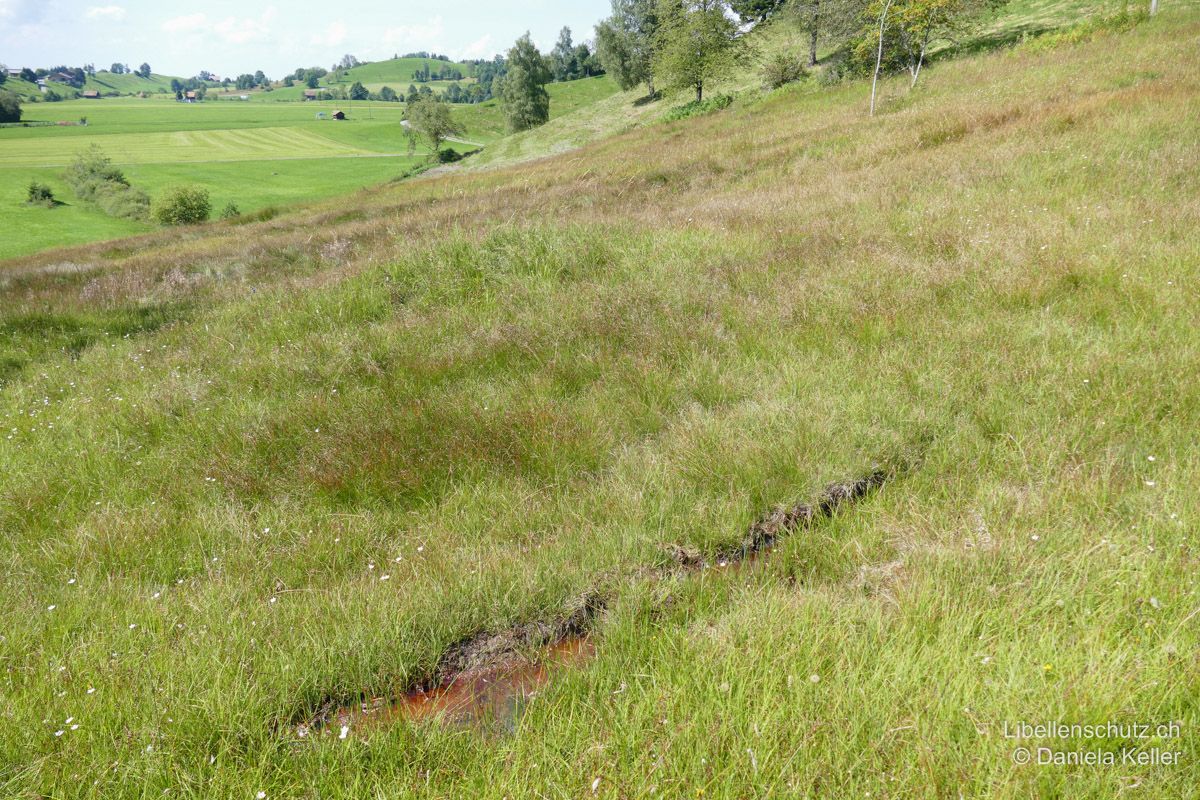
[2,3,1198,797]
[1,75,618,259]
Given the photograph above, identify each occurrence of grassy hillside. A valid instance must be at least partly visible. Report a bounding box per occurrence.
[454,75,622,143]
[3,6,1199,800]
[264,57,477,102]
[82,71,178,95]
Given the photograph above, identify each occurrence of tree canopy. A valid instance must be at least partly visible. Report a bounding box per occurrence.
[654,0,745,103]
[595,0,661,95]
[0,90,21,124]
[405,95,465,156]
[498,33,553,132]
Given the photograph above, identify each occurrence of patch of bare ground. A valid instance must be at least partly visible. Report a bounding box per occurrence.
[296,469,893,737]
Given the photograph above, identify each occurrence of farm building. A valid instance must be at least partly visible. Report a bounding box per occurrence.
[331,110,346,120]
[303,90,318,101]
[185,91,199,102]
[5,67,22,78]
[81,90,101,99]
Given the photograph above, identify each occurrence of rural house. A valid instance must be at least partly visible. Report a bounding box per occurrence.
[82,90,101,99]
[5,67,22,78]
[303,90,319,101]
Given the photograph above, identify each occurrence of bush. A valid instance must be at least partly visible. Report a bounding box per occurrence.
[762,53,808,91]
[0,89,20,123]
[26,181,55,207]
[62,145,150,221]
[436,148,463,163]
[97,183,151,220]
[663,94,733,123]
[817,53,850,88]
[64,145,129,198]
[220,202,241,220]
[153,186,211,226]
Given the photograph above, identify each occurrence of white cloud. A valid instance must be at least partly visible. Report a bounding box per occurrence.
[381,16,445,48]
[86,5,126,21]
[310,20,347,48]
[213,7,277,45]
[162,13,206,33]
[0,0,42,22]
[459,33,495,60]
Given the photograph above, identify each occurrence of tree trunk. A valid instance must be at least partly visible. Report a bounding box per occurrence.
[911,33,930,88]
[870,0,894,117]
[697,82,703,103]
[809,1,821,66]
[1149,0,1158,13]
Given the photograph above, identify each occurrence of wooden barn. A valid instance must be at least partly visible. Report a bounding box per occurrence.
[331,110,346,120]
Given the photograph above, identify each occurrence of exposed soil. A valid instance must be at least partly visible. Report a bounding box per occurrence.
[679,468,891,569]
[297,469,889,737]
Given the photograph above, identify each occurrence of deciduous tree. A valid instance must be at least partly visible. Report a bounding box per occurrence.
[653,0,744,103]
[0,90,21,123]
[497,33,552,131]
[595,0,661,95]
[405,95,465,156]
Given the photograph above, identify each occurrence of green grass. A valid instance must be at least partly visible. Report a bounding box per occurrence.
[0,99,439,258]
[2,6,1198,798]
[81,71,179,96]
[263,57,477,102]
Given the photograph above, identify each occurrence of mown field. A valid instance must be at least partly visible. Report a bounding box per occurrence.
[1,75,618,259]
[0,99,425,258]
[1,4,1197,797]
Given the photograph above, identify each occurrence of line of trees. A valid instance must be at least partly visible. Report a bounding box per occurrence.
[590,0,1011,116]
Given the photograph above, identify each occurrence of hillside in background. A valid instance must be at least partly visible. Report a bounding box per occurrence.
[263,56,478,102]
[2,5,1198,798]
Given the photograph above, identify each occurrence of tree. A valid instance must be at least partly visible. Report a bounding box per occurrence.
[0,69,6,87]
[0,90,21,123]
[787,0,868,66]
[653,0,744,103]
[305,73,320,89]
[110,62,125,74]
[497,33,553,131]
[858,0,1006,99]
[552,27,579,82]
[379,85,398,102]
[595,0,661,95]
[254,70,268,87]
[405,95,465,157]
[170,78,184,93]
[139,63,152,78]
[349,81,369,100]
[21,68,37,83]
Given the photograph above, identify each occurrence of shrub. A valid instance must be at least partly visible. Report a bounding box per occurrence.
[762,53,808,90]
[817,54,850,88]
[153,186,211,226]
[62,145,150,221]
[97,184,151,220]
[26,181,55,207]
[436,148,463,163]
[220,202,241,220]
[663,93,733,123]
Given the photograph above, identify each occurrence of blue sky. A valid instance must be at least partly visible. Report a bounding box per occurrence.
[0,0,612,77]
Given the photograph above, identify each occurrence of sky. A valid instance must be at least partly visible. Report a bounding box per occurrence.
[0,0,613,77]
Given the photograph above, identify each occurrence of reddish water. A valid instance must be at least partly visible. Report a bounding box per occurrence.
[316,636,595,736]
